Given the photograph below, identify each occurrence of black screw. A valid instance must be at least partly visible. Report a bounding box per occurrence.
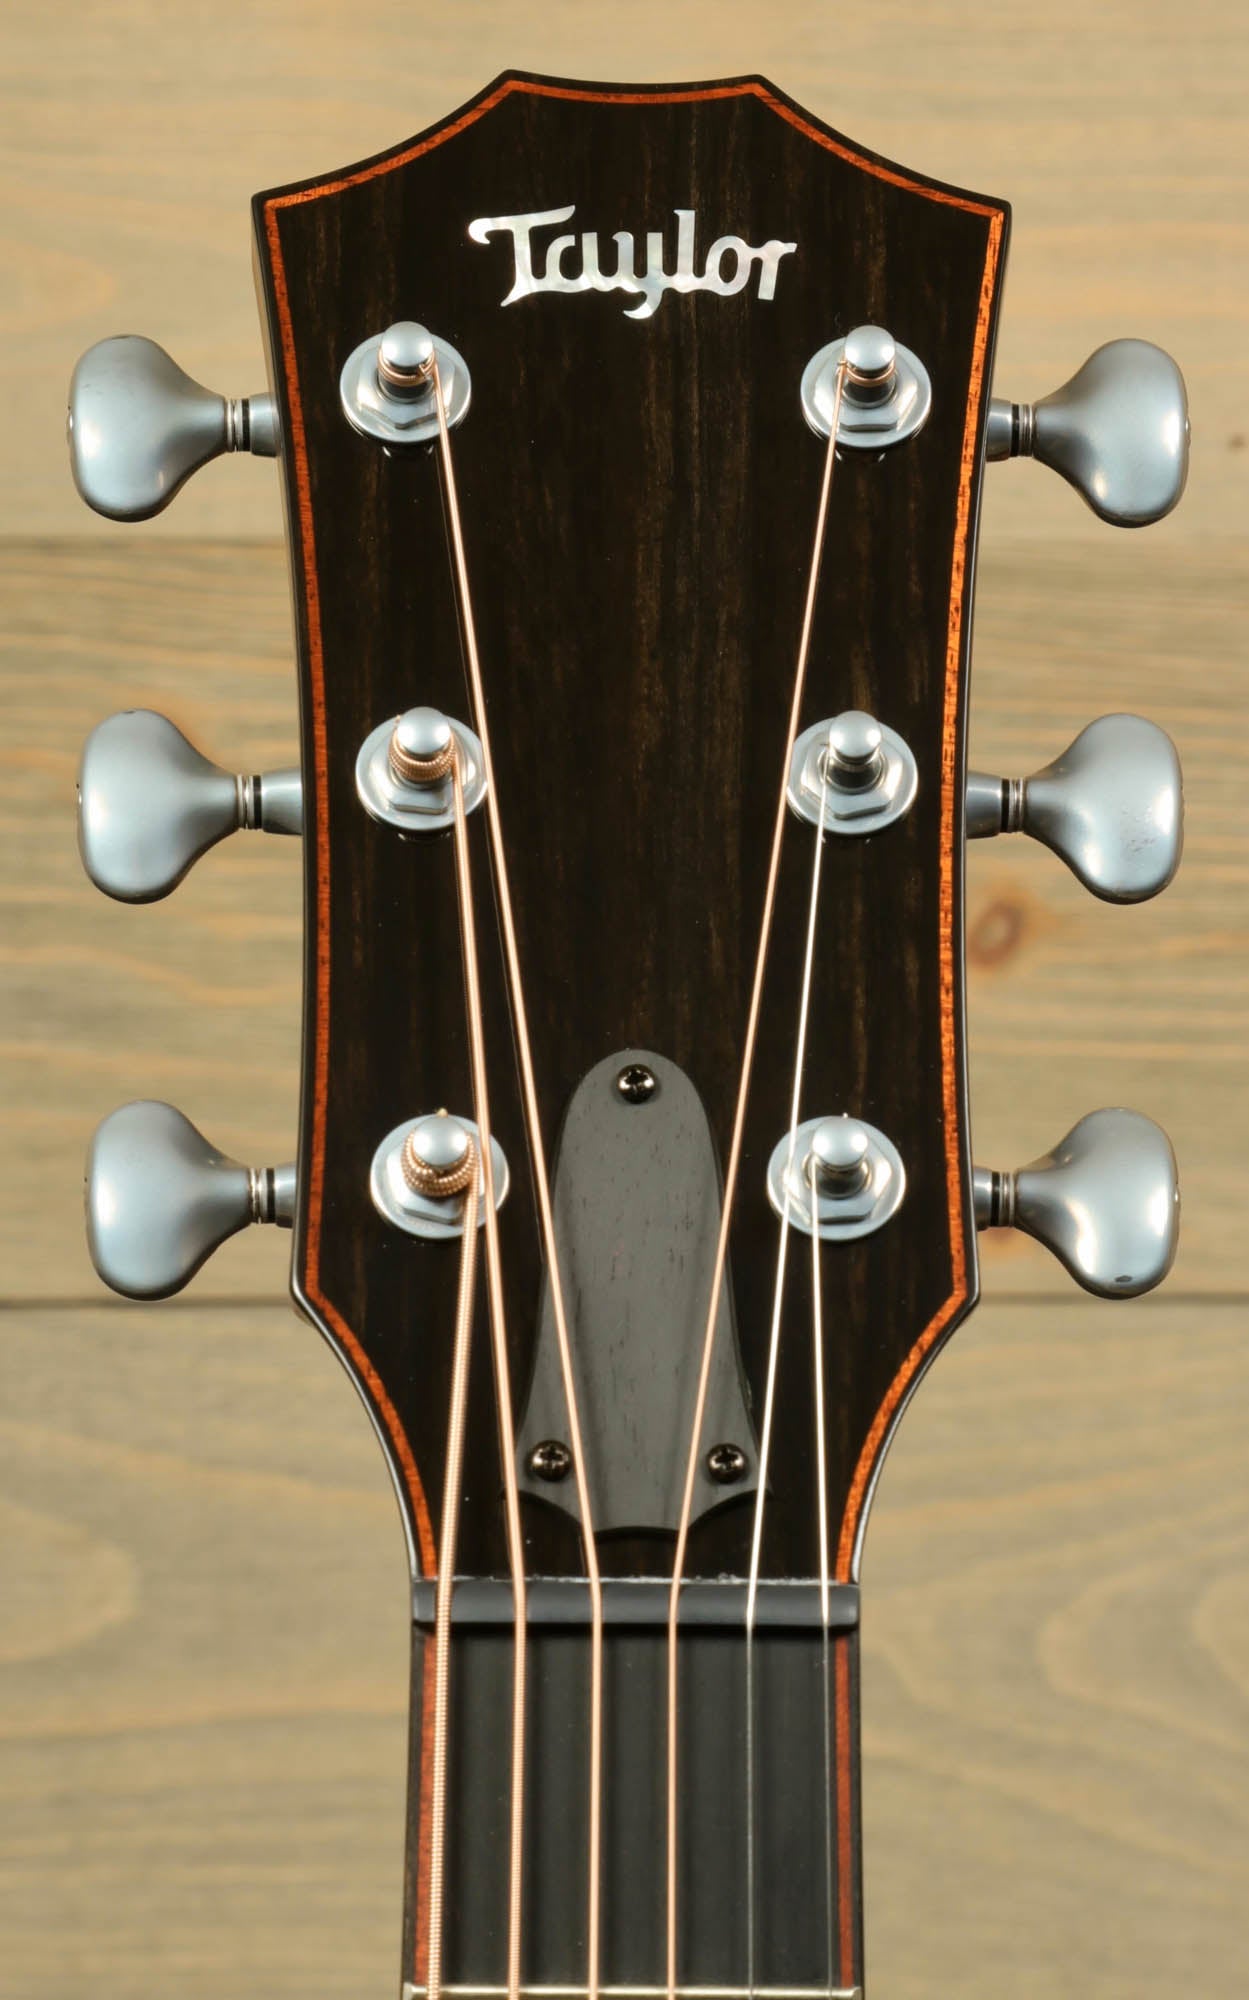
[528,1439,573,1482]
[706,1443,748,1485]
[616,1063,657,1105]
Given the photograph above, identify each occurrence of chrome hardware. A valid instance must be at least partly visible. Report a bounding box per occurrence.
[974,1108,1179,1298]
[528,1440,573,1482]
[766,1115,906,1242]
[356,707,486,833]
[340,320,471,446]
[67,336,278,522]
[801,323,932,449]
[966,714,1182,903]
[787,712,918,835]
[77,710,301,903]
[986,338,1189,527]
[85,1101,295,1300]
[369,1112,509,1241]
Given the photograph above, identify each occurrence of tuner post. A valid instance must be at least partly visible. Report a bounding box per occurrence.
[370,1111,509,1241]
[357,707,486,833]
[801,322,932,449]
[788,711,918,836]
[340,320,471,446]
[767,1115,906,1241]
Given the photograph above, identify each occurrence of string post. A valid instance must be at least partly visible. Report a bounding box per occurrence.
[821,711,885,792]
[389,706,457,787]
[789,712,918,836]
[357,707,486,832]
[800,324,931,448]
[401,1113,477,1199]
[808,1118,872,1197]
[377,320,438,398]
[842,323,898,405]
[370,1111,507,1240]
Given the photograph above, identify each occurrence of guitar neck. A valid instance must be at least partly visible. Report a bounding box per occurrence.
[402,1583,864,2000]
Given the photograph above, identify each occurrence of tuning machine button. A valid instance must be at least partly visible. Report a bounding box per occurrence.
[68,335,278,522]
[78,710,301,903]
[966,714,1182,902]
[986,338,1188,526]
[86,1101,295,1299]
[974,1109,1179,1297]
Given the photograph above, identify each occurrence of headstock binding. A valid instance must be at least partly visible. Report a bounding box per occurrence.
[253,72,1009,1587]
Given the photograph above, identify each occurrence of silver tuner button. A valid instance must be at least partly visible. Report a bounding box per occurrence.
[68,335,278,522]
[340,319,471,446]
[974,1108,1179,1298]
[85,1101,295,1299]
[986,338,1189,527]
[77,710,302,903]
[801,322,932,449]
[966,713,1182,903]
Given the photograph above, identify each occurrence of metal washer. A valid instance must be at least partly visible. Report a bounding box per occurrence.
[356,714,487,834]
[801,334,932,449]
[787,716,918,836]
[766,1116,906,1242]
[340,329,471,446]
[370,1115,510,1241]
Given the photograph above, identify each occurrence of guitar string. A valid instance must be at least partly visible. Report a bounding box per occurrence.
[450,747,529,2000]
[422,1145,480,2000]
[433,359,606,2000]
[810,1094,834,2000]
[664,360,847,2000]
[744,745,832,2000]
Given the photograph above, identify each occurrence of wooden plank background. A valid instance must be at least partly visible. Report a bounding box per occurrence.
[1,3,1246,1997]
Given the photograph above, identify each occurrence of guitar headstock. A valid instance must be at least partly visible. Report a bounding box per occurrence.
[75,73,1185,1589]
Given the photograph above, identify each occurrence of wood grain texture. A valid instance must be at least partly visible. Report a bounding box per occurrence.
[257,74,1005,1596]
[3,0,1247,543]
[1,1297,1245,1999]
[3,535,1242,1303]
[3,7,1246,1991]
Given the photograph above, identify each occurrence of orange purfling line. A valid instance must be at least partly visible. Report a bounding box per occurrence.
[264,76,1000,218]
[835,207,1005,1581]
[262,201,437,1582]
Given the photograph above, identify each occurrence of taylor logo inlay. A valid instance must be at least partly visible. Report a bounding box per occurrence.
[468,205,797,320]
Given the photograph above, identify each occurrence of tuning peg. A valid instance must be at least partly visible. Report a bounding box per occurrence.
[974,1109,1178,1298]
[986,339,1188,526]
[86,1101,295,1299]
[966,713,1182,903]
[78,710,302,903]
[68,335,278,522]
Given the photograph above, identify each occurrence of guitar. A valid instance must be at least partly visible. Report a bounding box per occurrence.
[70,73,1187,2000]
